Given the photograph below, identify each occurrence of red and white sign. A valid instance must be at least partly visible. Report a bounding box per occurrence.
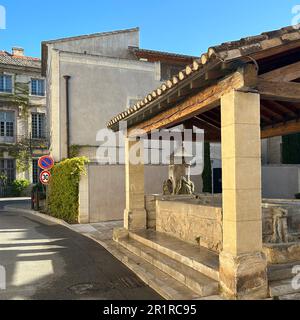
[40,170,51,185]
[38,155,54,171]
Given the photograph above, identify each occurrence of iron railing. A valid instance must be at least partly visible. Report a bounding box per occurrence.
[0,134,49,153]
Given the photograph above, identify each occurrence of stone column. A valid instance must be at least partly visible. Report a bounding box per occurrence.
[124,136,147,231]
[220,90,268,300]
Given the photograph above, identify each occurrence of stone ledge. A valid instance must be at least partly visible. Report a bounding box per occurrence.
[263,242,300,264]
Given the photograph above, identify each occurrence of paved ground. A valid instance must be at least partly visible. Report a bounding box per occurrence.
[0,199,161,300]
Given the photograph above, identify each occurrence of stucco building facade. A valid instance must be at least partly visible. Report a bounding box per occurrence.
[42,28,200,221]
[0,48,48,195]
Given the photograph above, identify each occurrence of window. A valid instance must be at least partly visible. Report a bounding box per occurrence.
[0,75,13,93]
[0,159,16,184]
[31,79,45,96]
[32,159,41,184]
[32,113,45,139]
[0,111,14,140]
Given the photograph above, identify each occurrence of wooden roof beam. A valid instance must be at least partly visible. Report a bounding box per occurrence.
[183,118,221,142]
[128,64,257,136]
[258,79,300,102]
[260,61,300,82]
[260,113,273,124]
[199,113,221,127]
[261,120,300,139]
[260,103,285,121]
[264,100,298,118]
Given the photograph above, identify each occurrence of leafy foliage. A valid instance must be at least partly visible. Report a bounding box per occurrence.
[11,179,30,197]
[0,80,32,173]
[47,157,89,224]
[69,145,81,158]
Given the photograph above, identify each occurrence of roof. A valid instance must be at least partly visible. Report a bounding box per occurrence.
[107,25,300,129]
[41,27,139,45]
[0,51,41,69]
[129,47,197,63]
[41,27,140,76]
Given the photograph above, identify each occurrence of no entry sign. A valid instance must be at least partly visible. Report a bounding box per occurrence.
[38,155,54,170]
[40,170,51,185]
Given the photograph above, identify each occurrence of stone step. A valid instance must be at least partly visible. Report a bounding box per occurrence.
[268,261,300,282]
[105,240,205,300]
[278,293,300,300]
[129,230,219,281]
[269,278,300,298]
[118,237,219,298]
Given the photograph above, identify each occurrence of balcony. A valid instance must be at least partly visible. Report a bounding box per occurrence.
[0,134,49,152]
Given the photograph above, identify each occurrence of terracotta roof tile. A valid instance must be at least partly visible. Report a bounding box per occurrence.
[107,25,300,129]
[0,51,41,69]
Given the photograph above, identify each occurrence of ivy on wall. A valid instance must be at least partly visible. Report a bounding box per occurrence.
[202,142,212,193]
[282,133,300,164]
[0,77,33,173]
[47,157,89,224]
[1,80,31,119]
[0,140,31,173]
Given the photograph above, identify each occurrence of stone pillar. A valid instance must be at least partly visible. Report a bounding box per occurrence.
[124,137,147,231]
[220,90,268,300]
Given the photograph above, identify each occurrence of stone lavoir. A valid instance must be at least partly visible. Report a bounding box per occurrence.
[107,25,300,300]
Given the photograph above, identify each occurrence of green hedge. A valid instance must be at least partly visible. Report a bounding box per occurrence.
[47,157,89,223]
[11,179,30,197]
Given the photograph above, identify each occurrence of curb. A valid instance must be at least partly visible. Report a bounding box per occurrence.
[4,206,74,231]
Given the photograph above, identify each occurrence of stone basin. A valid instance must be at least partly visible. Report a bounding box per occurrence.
[145,193,300,262]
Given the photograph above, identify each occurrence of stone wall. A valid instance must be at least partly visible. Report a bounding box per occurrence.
[145,195,158,230]
[147,195,300,255]
[156,198,223,253]
[79,164,168,223]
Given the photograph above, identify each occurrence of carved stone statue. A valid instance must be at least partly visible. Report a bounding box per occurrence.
[264,207,297,244]
[163,172,195,195]
[174,176,195,195]
[163,146,195,196]
[163,178,173,195]
[271,207,289,243]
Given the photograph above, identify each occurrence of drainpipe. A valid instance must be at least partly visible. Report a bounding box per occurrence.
[63,75,71,158]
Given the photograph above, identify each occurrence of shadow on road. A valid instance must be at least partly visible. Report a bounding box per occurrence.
[0,201,161,300]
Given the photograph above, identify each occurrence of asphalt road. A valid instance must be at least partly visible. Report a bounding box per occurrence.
[0,199,161,300]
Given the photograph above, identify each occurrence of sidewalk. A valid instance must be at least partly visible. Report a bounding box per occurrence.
[71,221,123,242]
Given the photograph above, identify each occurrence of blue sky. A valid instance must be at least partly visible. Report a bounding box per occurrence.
[0,0,299,58]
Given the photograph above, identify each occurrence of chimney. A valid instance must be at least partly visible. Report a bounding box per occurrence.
[12,47,24,56]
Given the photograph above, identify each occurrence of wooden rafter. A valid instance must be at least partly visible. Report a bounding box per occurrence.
[260,113,273,125]
[184,117,221,142]
[263,100,298,118]
[258,79,300,102]
[199,113,221,127]
[280,101,300,114]
[261,120,300,139]
[260,61,300,82]
[128,66,256,136]
[261,104,284,121]
[206,109,221,121]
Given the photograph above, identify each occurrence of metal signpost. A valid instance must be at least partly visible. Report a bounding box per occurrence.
[33,155,55,210]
